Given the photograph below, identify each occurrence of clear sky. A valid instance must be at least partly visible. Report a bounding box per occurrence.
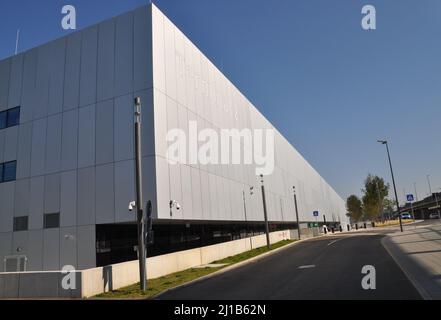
[1,0,440,203]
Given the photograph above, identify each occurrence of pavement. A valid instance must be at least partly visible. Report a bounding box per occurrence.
[382,219,441,299]
[157,232,422,300]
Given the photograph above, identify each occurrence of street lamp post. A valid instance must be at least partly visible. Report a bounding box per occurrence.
[292,186,301,240]
[260,175,271,250]
[134,97,147,291]
[377,140,403,232]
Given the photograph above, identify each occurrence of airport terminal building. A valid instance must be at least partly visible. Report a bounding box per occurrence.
[0,4,347,272]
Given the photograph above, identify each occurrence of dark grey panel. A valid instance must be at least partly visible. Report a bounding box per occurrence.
[97,19,115,101]
[61,109,78,171]
[60,170,77,227]
[77,167,95,226]
[44,173,60,214]
[45,114,62,174]
[95,163,115,224]
[95,99,114,165]
[7,54,23,108]
[0,59,11,109]
[79,26,98,107]
[47,39,66,116]
[30,118,47,177]
[63,32,82,111]
[78,104,95,168]
[21,49,38,123]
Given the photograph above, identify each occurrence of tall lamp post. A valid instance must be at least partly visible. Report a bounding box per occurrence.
[134,97,147,291]
[377,140,403,232]
[292,186,301,240]
[260,175,271,250]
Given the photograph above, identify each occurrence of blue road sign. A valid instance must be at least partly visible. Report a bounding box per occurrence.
[313,211,319,217]
[406,194,414,202]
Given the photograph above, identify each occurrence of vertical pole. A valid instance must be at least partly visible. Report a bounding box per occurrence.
[15,29,20,55]
[385,142,403,232]
[413,182,419,202]
[260,175,271,250]
[134,97,146,291]
[293,186,301,240]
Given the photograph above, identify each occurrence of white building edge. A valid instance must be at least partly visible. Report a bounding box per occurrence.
[0,4,347,272]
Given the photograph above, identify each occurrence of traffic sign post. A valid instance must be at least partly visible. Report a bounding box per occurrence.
[406,194,415,221]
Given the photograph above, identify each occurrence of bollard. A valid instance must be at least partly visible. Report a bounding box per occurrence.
[331,227,335,233]
[355,224,358,230]
[363,222,367,229]
[347,224,350,232]
[339,225,343,232]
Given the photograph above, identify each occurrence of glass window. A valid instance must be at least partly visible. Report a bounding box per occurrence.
[44,213,60,229]
[13,216,28,232]
[0,111,6,129]
[2,161,16,182]
[7,107,20,127]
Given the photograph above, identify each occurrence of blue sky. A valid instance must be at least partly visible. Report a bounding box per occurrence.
[1,0,440,203]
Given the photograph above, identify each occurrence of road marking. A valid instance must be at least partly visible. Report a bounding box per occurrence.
[298,265,316,269]
[327,237,347,246]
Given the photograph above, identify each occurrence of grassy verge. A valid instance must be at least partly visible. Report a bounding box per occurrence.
[374,219,414,227]
[95,239,294,299]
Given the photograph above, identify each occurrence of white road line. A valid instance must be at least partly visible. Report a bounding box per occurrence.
[298,265,316,269]
[327,237,348,246]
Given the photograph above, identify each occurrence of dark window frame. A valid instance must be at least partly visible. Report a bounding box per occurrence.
[1,160,17,182]
[43,213,60,229]
[0,106,20,130]
[13,216,29,232]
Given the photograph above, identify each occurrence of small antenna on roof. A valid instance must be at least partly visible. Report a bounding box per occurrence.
[15,29,20,55]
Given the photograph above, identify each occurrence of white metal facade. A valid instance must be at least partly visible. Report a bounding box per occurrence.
[0,4,347,272]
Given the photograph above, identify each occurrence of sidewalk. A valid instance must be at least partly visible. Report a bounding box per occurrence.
[382,221,441,299]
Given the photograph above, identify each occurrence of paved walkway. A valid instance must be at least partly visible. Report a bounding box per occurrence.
[382,220,441,299]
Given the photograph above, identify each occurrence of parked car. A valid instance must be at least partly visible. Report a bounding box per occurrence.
[401,213,412,220]
[429,212,440,219]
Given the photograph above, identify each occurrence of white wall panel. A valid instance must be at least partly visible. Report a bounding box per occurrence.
[164,16,177,100]
[78,104,96,168]
[152,5,166,93]
[60,226,77,269]
[0,233,12,271]
[61,109,78,171]
[95,163,115,224]
[29,176,44,230]
[60,170,77,227]
[153,89,167,158]
[20,49,38,122]
[47,39,66,115]
[12,231,28,259]
[180,164,192,220]
[168,162,183,220]
[155,156,170,219]
[77,167,95,226]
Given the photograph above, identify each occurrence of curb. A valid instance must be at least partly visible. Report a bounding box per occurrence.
[153,234,332,300]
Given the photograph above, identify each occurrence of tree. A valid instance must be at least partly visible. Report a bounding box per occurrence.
[346,195,363,222]
[362,174,389,220]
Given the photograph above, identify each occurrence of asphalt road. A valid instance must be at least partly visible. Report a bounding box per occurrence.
[158,234,422,300]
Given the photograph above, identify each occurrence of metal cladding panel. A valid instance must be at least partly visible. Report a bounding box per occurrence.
[14,178,30,217]
[0,183,14,232]
[134,6,153,92]
[30,118,47,177]
[0,58,10,108]
[77,167,95,226]
[3,126,18,162]
[27,230,43,271]
[44,173,60,214]
[115,12,134,96]
[96,99,114,165]
[7,54,23,108]
[97,19,115,101]
[59,226,77,269]
[29,176,44,230]
[16,122,33,179]
[77,225,95,270]
[114,159,135,223]
[79,26,98,107]
[114,94,134,162]
[63,32,82,111]
[95,163,115,224]
[0,233,12,272]
[43,228,60,270]
[78,104,96,168]
[60,170,77,227]
[45,114,62,174]
[150,4,347,224]
[47,39,66,116]
[61,109,78,171]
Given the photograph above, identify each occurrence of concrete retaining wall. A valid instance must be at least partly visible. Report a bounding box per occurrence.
[0,230,292,299]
